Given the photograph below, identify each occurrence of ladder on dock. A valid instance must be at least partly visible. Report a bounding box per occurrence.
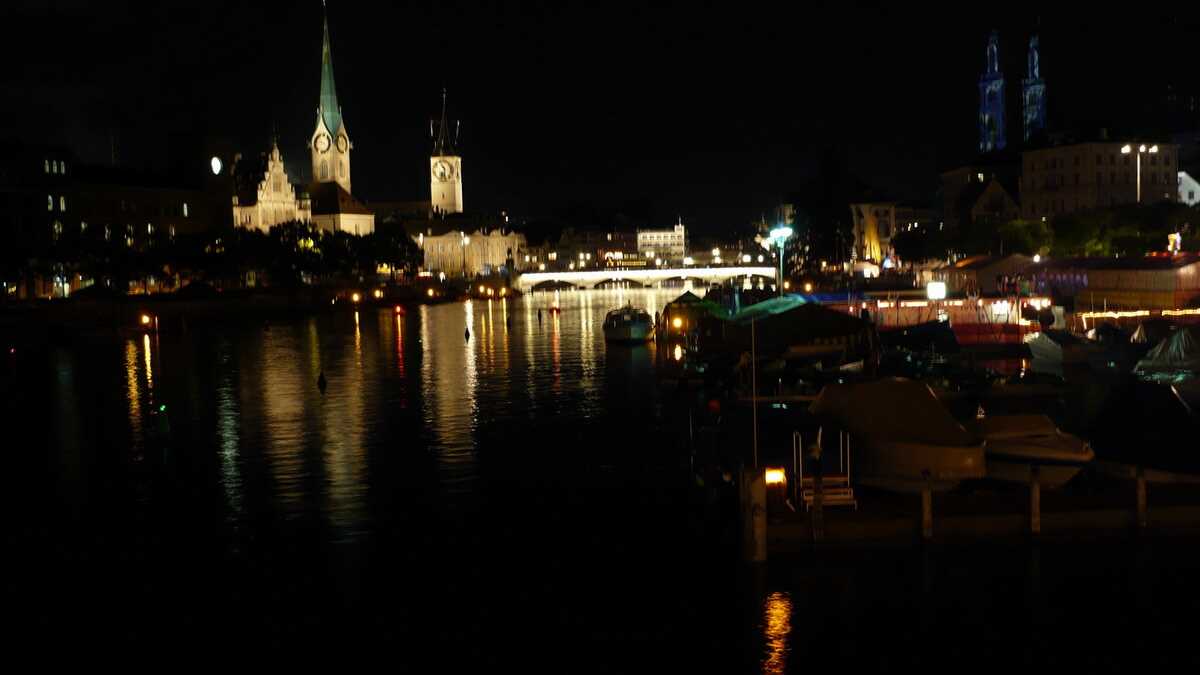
[794,429,857,511]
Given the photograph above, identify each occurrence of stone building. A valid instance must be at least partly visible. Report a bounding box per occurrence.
[231,142,311,231]
[1021,139,1179,219]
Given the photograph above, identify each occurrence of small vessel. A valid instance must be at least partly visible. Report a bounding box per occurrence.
[809,378,986,493]
[603,304,654,343]
[965,414,1094,487]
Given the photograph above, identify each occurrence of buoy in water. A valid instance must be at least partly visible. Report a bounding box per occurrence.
[317,371,327,393]
[464,327,471,341]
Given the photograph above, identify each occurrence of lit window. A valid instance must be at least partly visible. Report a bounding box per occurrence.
[81,221,87,233]
[44,159,50,174]
[60,161,65,174]
[104,225,111,241]
[147,223,153,235]
[169,225,176,239]
[183,202,189,218]
[47,195,53,211]
[52,221,62,239]
[320,161,329,181]
[59,196,66,211]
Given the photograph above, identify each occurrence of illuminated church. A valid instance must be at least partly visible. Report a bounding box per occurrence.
[306,9,374,235]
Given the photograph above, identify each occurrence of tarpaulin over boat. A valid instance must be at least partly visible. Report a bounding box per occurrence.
[1135,325,1200,372]
[701,297,878,364]
[810,378,977,448]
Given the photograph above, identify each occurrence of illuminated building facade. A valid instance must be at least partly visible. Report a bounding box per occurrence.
[306,9,374,235]
[1021,140,1179,219]
[1022,35,1046,143]
[430,90,464,216]
[979,30,1007,153]
[231,141,312,231]
[636,221,687,260]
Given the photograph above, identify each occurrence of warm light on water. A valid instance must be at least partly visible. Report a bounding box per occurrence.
[761,591,793,674]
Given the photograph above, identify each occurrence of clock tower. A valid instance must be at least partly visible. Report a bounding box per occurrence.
[310,8,352,194]
[430,89,463,215]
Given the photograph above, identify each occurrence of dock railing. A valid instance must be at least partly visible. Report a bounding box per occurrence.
[794,428,857,511]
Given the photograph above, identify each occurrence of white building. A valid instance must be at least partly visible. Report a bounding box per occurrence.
[414,224,525,277]
[232,142,311,232]
[1179,170,1200,205]
[636,221,686,260]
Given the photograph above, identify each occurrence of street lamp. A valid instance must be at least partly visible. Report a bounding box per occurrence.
[1121,143,1159,203]
[768,226,793,296]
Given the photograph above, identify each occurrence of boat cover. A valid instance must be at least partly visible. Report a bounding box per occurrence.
[1135,325,1200,372]
[810,378,977,448]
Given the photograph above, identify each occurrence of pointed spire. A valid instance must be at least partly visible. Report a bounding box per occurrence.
[318,5,342,134]
[433,88,453,156]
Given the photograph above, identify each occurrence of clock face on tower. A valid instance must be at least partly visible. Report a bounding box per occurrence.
[315,133,331,152]
[336,134,348,152]
[432,160,453,182]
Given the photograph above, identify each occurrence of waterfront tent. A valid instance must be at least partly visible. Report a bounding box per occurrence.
[1131,319,1174,346]
[660,291,728,338]
[704,296,878,367]
[1135,325,1200,373]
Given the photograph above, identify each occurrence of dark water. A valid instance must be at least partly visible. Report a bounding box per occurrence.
[4,288,1200,670]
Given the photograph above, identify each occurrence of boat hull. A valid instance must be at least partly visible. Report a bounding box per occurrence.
[604,325,654,343]
[854,440,987,493]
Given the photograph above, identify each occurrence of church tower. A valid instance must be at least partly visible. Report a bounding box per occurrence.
[310,9,352,194]
[430,89,463,215]
[1022,35,1046,143]
[978,30,1007,153]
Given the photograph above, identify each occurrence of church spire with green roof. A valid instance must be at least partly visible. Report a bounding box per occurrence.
[318,8,342,134]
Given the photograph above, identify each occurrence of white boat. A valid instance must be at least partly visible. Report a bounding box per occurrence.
[964,414,1094,487]
[603,305,654,343]
[810,379,986,493]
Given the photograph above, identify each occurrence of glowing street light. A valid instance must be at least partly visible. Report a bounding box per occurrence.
[768,226,793,297]
[1121,142,1159,203]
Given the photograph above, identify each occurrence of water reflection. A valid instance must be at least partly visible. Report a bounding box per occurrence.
[761,591,794,674]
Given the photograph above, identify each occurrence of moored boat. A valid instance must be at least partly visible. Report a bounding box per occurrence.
[603,305,654,343]
[964,414,1094,487]
[809,378,986,493]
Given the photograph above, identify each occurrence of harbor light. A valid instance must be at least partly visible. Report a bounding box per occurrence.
[427,288,435,298]
[926,281,947,300]
[394,305,403,314]
[1033,254,1041,263]
[673,344,683,361]
[140,314,151,325]
[683,256,694,266]
[373,289,383,299]
[804,282,813,293]
[783,280,790,290]
[765,468,787,485]
[672,317,683,329]
[479,285,486,293]
[499,288,506,297]
[742,254,751,263]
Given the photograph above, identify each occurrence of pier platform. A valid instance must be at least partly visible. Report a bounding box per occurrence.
[765,469,1200,551]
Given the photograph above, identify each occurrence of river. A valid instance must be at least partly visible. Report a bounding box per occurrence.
[4,287,1200,670]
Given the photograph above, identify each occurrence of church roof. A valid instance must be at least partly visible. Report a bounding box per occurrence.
[432,89,456,156]
[307,181,372,216]
[318,12,342,135]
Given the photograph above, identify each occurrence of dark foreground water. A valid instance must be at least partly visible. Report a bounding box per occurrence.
[4,288,1200,670]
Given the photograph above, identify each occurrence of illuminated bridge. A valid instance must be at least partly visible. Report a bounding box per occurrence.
[514,266,778,291]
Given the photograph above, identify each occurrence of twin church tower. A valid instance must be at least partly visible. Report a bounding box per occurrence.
[307,8,464,215]
[978,30,1046,153]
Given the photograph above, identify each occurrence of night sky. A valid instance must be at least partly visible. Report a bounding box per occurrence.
[5,1,1200,233]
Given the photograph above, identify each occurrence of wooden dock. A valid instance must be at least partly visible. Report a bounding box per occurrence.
[756,468,1200,553]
